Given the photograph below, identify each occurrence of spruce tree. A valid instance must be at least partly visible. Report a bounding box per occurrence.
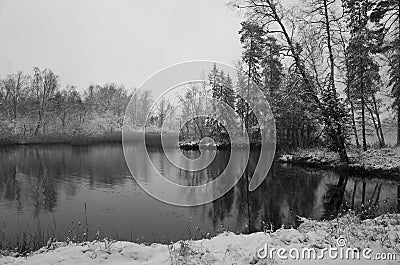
[344,0,384,150]
[370,0,400,145]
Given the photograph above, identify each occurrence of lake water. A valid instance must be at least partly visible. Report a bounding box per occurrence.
[0,144,399,246]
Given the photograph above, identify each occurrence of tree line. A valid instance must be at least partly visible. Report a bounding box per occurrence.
[0,67,156,143]
[229,0,399,161]
[1,0,398,159]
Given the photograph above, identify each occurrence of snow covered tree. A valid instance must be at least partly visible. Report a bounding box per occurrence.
[239,21,265,132]
[344,0,385,150]
[261,36,283,98]
[31,67,59,135]
[1,71,29,120]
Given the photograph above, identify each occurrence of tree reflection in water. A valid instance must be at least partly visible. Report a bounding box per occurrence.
[0,144,398,248]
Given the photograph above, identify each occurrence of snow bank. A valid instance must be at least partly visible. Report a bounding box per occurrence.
[279,147,400,175]
[1,213,399,264]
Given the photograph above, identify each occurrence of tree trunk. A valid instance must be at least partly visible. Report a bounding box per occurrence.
[337,125,349,163]
[35,95,46,135]
[361,95,367,151]
[269,44,274,97]
[397,102,400,146]
[35,109,42,135]
[12,99,17,120]
[346,87,360,148]
[366,102,382,146]
[323,0,349,162]
[397,184,400,212]
[362,181,366,205]
[351,180,358,209]
[246,41,253,135]
[343,29,360,149]
[371,94,385,147]
[361,70,367,151]
[374,184,382,206]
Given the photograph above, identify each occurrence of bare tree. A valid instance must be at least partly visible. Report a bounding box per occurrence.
[231,0,349,162]
[1,71,29,120]
[178,83,211,139]
[157,97,173,128]
[31,67,59,135]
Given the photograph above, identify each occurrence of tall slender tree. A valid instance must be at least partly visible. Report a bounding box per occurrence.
[345,0,385,150]
[305,0,350,157]
[232,0,350,162]
[261,36,283,98]
[370,0,400,145]
[239,21,265,133]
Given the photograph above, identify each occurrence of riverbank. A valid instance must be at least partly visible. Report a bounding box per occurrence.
[2,135,400,178]
[0,133,256,149]
[279,147,400,178]
[1,213,399,264]
[0,131,163,147]
[178,140,261,150]
[0,133,123,146]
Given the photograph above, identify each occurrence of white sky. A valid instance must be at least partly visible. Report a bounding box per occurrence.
[0,0,243,91]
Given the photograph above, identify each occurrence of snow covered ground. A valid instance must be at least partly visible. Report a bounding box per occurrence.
[1,213,399,265]
[279,147,400,173]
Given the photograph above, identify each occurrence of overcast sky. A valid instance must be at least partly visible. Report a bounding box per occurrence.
[0,0,244,91]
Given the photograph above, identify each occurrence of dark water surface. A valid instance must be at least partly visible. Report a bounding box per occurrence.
[0,144,399,245]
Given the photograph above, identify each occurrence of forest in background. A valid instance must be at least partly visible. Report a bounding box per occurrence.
[0,0,399,163]
[228,0,399,162]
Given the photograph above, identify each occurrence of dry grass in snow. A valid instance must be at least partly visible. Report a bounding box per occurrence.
[1,213,399,265]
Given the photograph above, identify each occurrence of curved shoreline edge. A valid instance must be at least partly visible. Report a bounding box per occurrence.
[277,148,400,180]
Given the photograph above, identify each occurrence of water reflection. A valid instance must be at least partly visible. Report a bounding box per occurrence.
[0,144,399,246]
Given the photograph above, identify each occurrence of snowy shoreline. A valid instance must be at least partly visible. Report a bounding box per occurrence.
[1,213,399,265]
[279,147,400,179]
